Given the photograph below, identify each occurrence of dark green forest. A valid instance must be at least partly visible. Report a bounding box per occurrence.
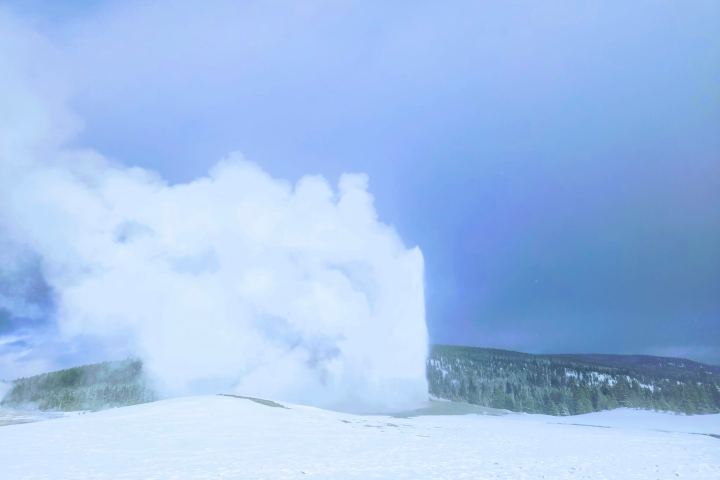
[1,360,155,411]
[4,347,719,416]
[427,345,720,416]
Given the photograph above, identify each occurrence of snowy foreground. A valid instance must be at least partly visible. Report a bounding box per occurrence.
[1,396,718,479]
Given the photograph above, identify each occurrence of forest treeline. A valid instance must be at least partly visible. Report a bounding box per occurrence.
[427,345,720,416]
[1,359,155,411]
[4,347,719,415]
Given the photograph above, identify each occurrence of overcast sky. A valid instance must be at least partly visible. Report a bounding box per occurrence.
[2,0,719,369]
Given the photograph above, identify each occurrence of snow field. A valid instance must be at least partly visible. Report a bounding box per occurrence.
[0,395,718,479]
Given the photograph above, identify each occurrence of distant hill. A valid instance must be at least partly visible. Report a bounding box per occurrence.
[427,345,720,416]
[1,360,155,411]
[5,347,719,416]
[556,353,720,374]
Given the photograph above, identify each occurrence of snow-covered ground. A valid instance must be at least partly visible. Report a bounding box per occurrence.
[533,408,720,436]
[0,395,718,479]
[0,408,78,427]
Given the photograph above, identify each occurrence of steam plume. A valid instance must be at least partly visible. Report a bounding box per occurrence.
[0,11,428,412]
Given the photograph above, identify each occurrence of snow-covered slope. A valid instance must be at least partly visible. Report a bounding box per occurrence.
[534,408,720,436]
[0,395,718,479]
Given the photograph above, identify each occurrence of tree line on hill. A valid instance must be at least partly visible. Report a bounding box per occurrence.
[4,346,719,416]
[427,345,720,416]
[1,359,155,411]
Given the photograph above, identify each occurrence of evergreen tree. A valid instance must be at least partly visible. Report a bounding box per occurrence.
[2,360,155,412]
[426,345,720,416]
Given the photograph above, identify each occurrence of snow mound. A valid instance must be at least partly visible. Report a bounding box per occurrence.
[0,395,718,479]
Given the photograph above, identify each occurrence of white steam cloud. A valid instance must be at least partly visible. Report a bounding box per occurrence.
[0,11,428,412]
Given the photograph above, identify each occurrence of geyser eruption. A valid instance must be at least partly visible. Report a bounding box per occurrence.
[0,14,428,412]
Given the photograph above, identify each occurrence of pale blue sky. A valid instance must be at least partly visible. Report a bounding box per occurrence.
[2,0,720,365]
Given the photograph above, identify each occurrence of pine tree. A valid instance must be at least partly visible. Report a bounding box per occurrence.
[492,386,506,409]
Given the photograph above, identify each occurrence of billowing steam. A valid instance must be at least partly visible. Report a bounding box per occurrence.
[0,12,428,412]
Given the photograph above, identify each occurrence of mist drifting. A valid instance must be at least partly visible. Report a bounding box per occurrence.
[0,12,428,412]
